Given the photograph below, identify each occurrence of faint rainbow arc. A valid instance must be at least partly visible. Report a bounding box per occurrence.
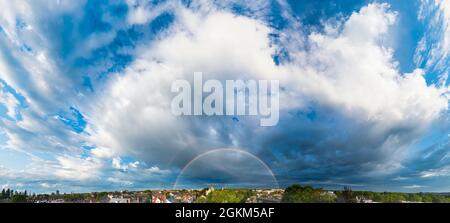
[173,148,279,189]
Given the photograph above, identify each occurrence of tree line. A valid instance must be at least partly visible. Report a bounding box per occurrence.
[281,184,450,203]
[1,188,29,203]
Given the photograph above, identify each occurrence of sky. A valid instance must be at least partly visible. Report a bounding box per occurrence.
[0,0,449,193]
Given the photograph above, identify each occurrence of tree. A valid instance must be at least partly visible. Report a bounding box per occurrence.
[341,187,357,203]
[11,194,27,203]
[197,189,254,203]
[1,189,5,199]
[6,189,11,198]
[95,192,108,202]
[282,184,336,203]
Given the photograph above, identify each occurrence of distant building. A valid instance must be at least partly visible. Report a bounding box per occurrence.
[355,196,375,203]
[108,194,130,203]
[256,195,282,203]
[49,199,65,203]
[152,193,167,203]
[205,186,215,196]
[109,197,130,203]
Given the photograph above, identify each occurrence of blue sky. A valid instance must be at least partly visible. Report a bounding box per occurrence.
[0,0,449,193]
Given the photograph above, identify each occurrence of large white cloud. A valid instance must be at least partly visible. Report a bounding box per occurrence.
[273,3,447,178]
[85,2,448,181]
[85,8,278,167]
[286,3,446,130]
